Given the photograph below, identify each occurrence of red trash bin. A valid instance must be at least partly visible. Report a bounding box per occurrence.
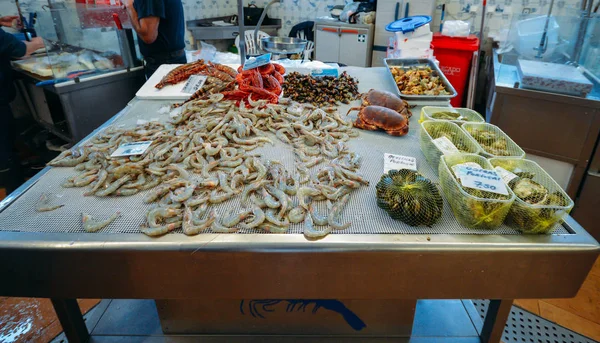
[432,33,479,107]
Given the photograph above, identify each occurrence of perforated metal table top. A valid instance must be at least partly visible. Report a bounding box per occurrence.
[0,67,573,237]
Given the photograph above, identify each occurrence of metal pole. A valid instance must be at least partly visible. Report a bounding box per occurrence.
[480,299,513,343]
[572,0,594,64]
[238,0,246,65]
[51,298,89,343]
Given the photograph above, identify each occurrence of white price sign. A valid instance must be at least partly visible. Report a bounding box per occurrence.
[494,166,519,184]
[182,75,207,94]
[456,166,509,195]
[432,136,460,155]
[111,141,153,158]
[384,153,417,173]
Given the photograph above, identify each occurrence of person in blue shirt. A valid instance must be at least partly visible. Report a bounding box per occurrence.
[0,15,44,192]
[124,0,187,78]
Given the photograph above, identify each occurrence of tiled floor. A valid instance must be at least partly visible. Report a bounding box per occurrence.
[50,299,483,343]
[0,298,99,343]
[514,256,600,341]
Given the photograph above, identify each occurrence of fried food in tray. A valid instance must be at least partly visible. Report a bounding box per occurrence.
[390,66,450,96]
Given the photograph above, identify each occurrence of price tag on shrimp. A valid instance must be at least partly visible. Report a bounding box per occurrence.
[384,153,417,173]
[456,166,509,195]
[182,75,208,94]
[111,141,153,158]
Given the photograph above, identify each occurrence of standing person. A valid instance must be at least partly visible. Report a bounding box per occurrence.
[0,16,44,193]
[124,0,187,78]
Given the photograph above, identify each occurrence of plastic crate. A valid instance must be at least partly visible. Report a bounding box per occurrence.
[419,120,480,174]
[419,106,485,125]
[462,123,526,159]
[489,158,574,234]
[439,154,515,230]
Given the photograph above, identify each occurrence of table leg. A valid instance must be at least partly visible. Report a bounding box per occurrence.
[51,298,89,343]
[480,299,513,343]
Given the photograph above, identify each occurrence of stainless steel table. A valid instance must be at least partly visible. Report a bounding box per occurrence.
[0,68,598,343]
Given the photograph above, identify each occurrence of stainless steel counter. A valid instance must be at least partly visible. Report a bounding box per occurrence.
[0,67,598,343]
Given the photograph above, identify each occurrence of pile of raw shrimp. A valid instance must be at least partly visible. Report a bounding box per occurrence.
[44,93,368,239]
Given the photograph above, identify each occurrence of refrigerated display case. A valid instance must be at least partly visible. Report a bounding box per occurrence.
[12,3,144,143]
[486,13,600,199]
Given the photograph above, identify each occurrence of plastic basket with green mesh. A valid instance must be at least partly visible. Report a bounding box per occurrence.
[420,120,481,174]
[461,122,526,159]
[439,153,516,230]
[419,106,485,125]
[489,158,574,234]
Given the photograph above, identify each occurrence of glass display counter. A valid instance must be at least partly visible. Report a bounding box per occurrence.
[11,3,145,143]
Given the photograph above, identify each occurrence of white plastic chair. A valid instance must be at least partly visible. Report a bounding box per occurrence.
[235,30,270,57]
[295,30,314,61]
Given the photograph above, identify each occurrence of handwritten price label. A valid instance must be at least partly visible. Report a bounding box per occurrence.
[384,153,417,173]
[456,165,509,195]
[111,141,153,158]
[432,136,460,155]
[494,166,519,184]
[182,75,207,94]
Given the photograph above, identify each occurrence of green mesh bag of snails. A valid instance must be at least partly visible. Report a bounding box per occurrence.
[489,158,574,234]
[376,169,443,227]
[438,154,515,230]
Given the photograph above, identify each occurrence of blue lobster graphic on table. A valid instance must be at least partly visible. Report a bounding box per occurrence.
[240,299,367,331]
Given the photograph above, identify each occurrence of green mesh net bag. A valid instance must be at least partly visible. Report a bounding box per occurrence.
[376,169,443,227]
[420,120,481,174]
[419,106,485,125]
[462,123,526,159]
[489,158,574,234]
[438,153,515,230]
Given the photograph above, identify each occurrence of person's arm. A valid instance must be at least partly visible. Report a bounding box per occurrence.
[0,15,19,28]
[0,28,26,58]
[125,0,161,44]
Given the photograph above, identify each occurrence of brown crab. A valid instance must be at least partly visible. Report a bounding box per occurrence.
[347,105,409,136]
[360,89,412,118]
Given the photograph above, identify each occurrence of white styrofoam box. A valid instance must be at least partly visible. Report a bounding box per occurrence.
[395,32,433,47]
[393,23,432,41]
[398,48,434,59]
[396,40,432,51]
[517,59,593,96]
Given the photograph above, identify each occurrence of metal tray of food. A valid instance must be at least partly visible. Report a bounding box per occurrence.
[384,58,457,101]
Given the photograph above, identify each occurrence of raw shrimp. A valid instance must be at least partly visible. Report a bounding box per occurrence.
[82,211,121,232]
[327,194,351,230]
[261,188,280,208]
[222,209,252,227]
[297,186,321,210]
[258,222,288,233]
[265,185,289,218]
[211,216,240,233]
[36,193,65,212]
[84,169,108,196]
[310,205,329,226]
[96,175,132,197]
[182,207,215,235]
[209,190,235,204]
[288,206,306,224]
[147,207,182,228]
[140,221,182,237]
[170,182,196,203]
[303,210,331,239]
[48,148,90,167]
[265,209,290,227]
